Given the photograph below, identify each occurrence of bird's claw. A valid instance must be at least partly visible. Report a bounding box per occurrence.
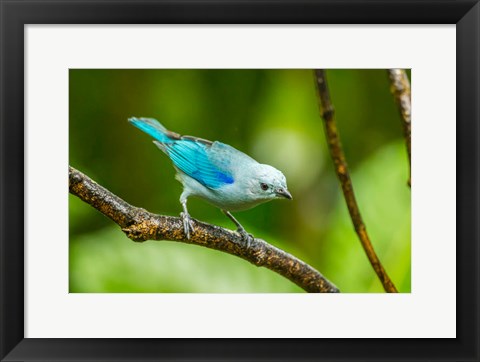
[180,212,195,239]
[237,228,254,248]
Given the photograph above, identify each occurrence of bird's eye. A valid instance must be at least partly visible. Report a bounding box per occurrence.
[260,183,269,191]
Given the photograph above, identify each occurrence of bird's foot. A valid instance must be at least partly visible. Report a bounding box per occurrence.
[180,212,195,239]
[237,228,254,248]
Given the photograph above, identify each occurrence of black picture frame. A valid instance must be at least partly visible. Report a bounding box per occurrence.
[1,1,478,361]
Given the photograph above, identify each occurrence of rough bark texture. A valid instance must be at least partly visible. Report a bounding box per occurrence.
[388,69,412,187]
[69,166,339,293]
[314,69,398,293]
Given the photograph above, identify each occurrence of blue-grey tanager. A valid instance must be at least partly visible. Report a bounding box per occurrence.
[129,117,292,242]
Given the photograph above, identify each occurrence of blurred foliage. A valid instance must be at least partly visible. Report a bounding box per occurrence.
[69,69,411,293]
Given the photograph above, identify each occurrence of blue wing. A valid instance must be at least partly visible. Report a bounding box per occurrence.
[129,117,235,189]
[158,140,234,189]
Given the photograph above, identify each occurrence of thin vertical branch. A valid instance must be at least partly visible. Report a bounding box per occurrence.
[314,69,398,293]
[388,69,411,187]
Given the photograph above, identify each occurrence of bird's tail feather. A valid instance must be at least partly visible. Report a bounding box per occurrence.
[128,117,178,143]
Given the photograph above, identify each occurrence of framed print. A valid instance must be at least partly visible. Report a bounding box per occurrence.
[1,1,478,361]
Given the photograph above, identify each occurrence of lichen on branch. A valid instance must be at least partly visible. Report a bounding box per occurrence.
[69,166,339,293]
[388,69,411,187]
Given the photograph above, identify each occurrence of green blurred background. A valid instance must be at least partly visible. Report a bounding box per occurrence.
[69,69,411,293]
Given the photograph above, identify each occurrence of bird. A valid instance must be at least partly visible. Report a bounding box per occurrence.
[128,117,292,243]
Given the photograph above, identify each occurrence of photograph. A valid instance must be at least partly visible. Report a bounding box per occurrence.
[69,69,411,293]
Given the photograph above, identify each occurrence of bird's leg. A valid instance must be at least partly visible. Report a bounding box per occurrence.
[222,210,254,247]
[180,200,195,239]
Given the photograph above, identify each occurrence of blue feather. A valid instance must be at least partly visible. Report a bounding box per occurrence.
[165,140,234,189]
[128,117,172,143]
[130,117,234,189]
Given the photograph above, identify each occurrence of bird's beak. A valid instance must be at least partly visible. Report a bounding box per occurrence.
[276,188,293,200]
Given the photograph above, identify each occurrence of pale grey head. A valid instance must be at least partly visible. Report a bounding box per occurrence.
[246,164,292,202]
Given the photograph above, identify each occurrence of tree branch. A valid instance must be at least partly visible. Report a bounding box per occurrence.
[69,166,339,293]
[313,70,398,293]
[388,69,411,187]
